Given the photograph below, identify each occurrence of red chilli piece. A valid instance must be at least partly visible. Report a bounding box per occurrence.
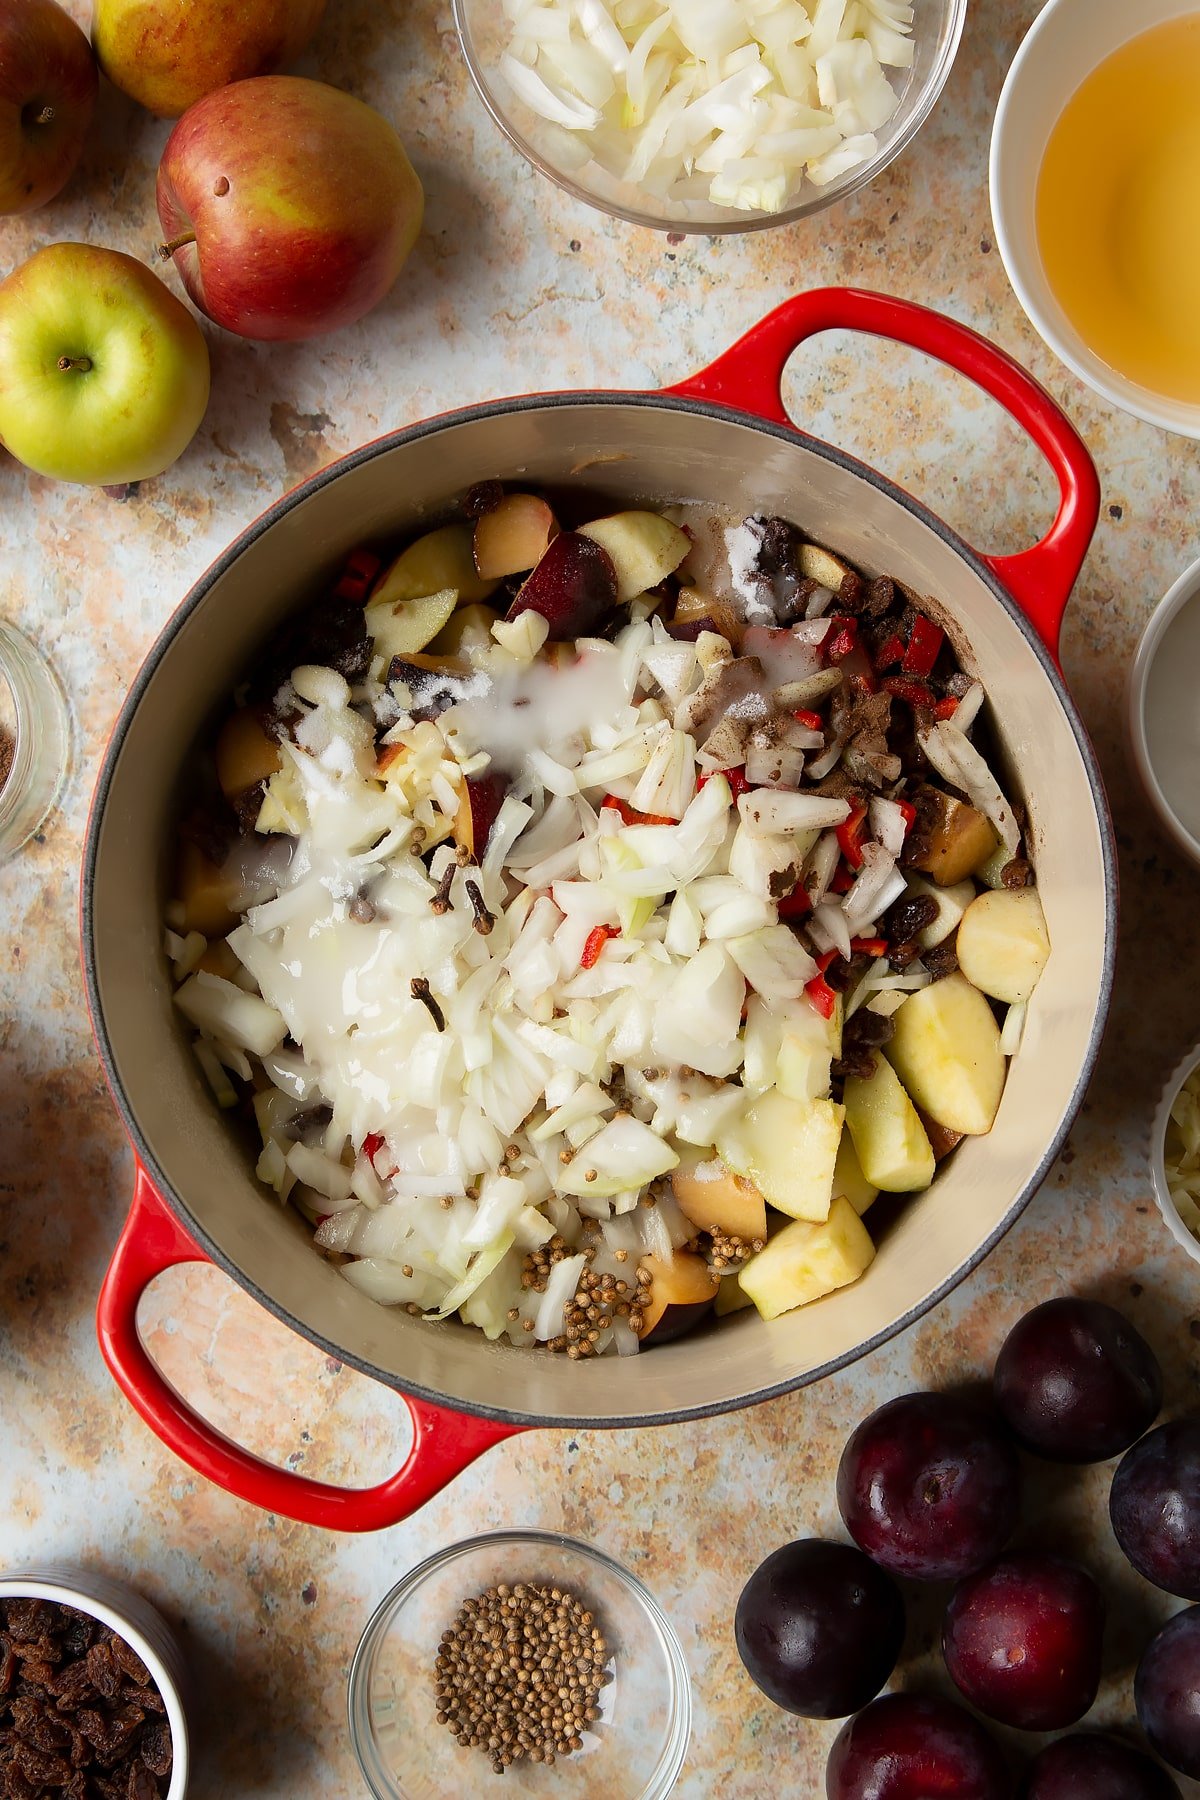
[935,696,960,720]
[873,631,906,671]
[778,887,813,920]
[601,794,675,827]
[824,616,859,663]
[334,547,382,602]
[897,798,917,829]
[805,971,838,1020]
[581,924,619,970]
[699,765,752,798]
[836,798,869,870]
[850,935,889,957]
[793,709,825,731]
[901,614,945,678]
[362,1131,385,1164]
[883,674,937,710]
[830,863,856,894]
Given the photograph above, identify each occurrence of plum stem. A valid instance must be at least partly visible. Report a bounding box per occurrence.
[158,231,197,259]
[30,104,55,126]
[57,356,92,374]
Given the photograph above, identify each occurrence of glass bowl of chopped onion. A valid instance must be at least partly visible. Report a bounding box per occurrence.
[1151,1044,1200,1269]
[452,0,967,232]
[348,1531,691,1798]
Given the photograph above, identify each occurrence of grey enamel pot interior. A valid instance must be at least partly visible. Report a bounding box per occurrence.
[84,292,1114,1522]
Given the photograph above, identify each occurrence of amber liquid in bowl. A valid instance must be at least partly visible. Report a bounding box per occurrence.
[1036,14,1200,403]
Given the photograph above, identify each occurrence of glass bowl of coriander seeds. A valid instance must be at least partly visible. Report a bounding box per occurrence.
[348,1531,691,1799]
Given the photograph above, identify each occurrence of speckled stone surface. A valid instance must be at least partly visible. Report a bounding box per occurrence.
[2,1,1200,1795]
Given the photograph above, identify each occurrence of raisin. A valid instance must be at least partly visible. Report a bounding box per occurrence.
[1,1604,48,1645]
[13,1739,72,1786]
[925,941,959,980]
[462,479,504,518]
[884,892,938,945]
[139,1721,173,1780]
[1000,857,1032,889]
[832,1046,877,1081]
[844,1009,895,1050]
[127,1765,159,1800]
[85,1643,123,1702]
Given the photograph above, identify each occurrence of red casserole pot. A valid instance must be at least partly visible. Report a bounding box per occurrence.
[83,289,1114,1531]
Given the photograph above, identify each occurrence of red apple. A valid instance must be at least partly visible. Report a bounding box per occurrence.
[0,0,97,215]
[92,0,326,119]
[156,76,423,342]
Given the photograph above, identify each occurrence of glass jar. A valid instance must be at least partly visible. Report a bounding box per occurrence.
[0,623,70,860]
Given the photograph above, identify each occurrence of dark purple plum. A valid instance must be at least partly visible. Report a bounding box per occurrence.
[836,1392,1021,1581]
[993,1298,1162,1463]
[826,1693,1009,1800]
[1110,1418,1200,1599]
[1135,1605,1200,1780]
[735,1539,904,1719]
[506,531,618,639]
[1022,1732,1181,1799]
[943,1553,1105,1731]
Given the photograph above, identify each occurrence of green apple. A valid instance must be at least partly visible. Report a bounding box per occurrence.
[0,242,210,485]
[92,0,325,119]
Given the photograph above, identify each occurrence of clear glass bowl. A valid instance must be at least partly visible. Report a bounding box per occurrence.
[452,0,967,233]
[348,1532,691,1800]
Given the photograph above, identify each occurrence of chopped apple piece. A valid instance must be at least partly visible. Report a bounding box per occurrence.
[832,1130,879,1216]
[776,999,839,1101]
[429,602,501,661]
[885,971,1005,1137]
[474,492,559,579]
[717,1091,844,1223]
[843,1057,936,1193]
[638,1250,719,1341]
[176,840,239,935]
[715,1273,755,1316]
[372,522,499,606]
[799,542,857,593]
[738,1196,875,1320]
[366,587,458,665]
[672,584,743,646]
[215,710,280,798]
[956,887,1050,1005]
[909,790,998,886]
[578,510,691,602]
[671,1157,767,1242]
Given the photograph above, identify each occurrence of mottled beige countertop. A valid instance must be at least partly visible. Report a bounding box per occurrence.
[3,1,1200,1795]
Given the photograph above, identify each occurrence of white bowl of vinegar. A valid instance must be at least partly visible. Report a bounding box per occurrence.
[991,0,1200,437]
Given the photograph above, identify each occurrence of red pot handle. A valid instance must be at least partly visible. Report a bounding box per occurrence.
[663,287,1100,663]
[96,1165,522,1532]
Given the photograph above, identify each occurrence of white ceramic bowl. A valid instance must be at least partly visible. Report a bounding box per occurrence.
[990,0,1200,436]
[0,1565,190,1799]
[1127,553,1200,867]
[1150,1042,1200,1270]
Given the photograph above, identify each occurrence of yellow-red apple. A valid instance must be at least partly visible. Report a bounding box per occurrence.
[156,75,423,342]
[92,0,325,118]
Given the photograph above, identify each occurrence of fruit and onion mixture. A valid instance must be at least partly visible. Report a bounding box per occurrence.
[164,485,1050,1356]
